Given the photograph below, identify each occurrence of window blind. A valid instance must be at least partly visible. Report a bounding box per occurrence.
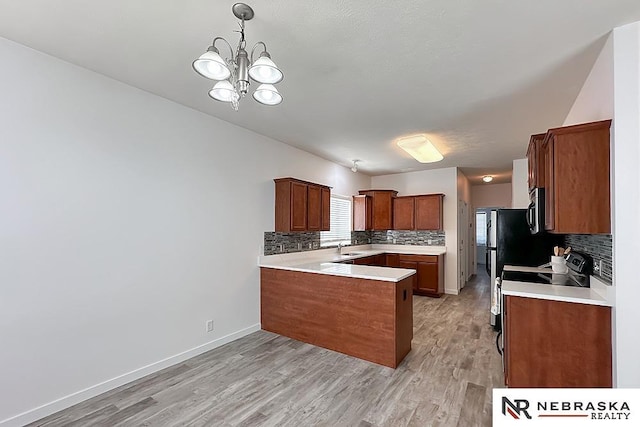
[476,212,487,246]
[320,195,352,246]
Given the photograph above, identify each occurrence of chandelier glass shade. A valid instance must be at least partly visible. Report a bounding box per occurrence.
[193,48,231,81]
[253,84,283,105]
[193,3,283,111]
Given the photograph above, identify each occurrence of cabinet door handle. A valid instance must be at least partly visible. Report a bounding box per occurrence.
[403,289,407,301]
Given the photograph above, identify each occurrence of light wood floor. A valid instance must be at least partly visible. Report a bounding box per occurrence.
[30,272,503,427]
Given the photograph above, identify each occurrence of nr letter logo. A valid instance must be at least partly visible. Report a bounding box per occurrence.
[502,397,532,419]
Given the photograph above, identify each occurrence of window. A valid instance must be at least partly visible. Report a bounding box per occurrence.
[320,195,352,246]
[476,212,487,246]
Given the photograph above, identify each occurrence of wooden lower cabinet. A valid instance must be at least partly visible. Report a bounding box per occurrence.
[504,295,612,387]
[353,254,385,266]
[339,252,444,297]
[385,253,400,268]
[397,254,444,297]
[261,267,413,368]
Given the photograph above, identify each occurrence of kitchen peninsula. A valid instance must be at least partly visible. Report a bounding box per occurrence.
[259,245,446,368]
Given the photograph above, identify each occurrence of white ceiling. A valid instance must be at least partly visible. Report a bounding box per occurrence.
[2,1,639,183]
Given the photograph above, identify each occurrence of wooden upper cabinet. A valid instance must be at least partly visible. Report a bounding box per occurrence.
[358,190,398,230]
[321,187,331,231]
[307,185,322,231]
[393,197,415,230]
[391,194,443,231]
[352,195,373,231]
[526,133,546,190]
[415,194,443,231]
[542,120,611,234]
[274,178,332,232]
[290,181,308,231]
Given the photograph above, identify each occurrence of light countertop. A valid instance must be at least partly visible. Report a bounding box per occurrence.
[259,244,446,283]
[501,265,614,307]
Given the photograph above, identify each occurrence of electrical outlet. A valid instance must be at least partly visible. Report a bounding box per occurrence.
[427,239,433,245]
[206,320,214,333]
[393,238,397,244]
[598,260,604,276]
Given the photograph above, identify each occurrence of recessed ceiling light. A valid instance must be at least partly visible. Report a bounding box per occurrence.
[482,175,493,183]
[396,134,443,163]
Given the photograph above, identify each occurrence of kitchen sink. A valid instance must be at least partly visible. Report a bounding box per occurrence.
[341,252,365,256]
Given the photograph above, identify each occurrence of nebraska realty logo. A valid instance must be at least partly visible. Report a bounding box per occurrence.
[494,389,640,425]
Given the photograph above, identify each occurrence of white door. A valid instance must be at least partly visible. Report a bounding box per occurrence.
[458,200,468,289]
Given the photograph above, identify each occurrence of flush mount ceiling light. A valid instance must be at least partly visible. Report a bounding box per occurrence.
[395,134,443,163]
[193,3,283,111]
[351,160,359,173]
[482,175,494,183]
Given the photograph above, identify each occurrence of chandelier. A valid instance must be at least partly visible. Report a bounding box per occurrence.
[192,3,283,111]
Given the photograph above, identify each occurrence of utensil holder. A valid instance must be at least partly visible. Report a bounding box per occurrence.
[551,255,568,274]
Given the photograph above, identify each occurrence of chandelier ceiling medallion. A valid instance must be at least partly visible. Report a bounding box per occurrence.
[193,3,283,111]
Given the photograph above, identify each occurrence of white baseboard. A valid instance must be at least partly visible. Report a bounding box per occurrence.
[445,288,460,295]
[0,324,262,427]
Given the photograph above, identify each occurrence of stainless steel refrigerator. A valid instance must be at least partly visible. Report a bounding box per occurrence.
[487,209,562,330]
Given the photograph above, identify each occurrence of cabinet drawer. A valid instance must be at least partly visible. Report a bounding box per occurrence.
[397,254,437,263]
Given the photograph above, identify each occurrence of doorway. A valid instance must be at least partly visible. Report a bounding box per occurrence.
[458,200,469,290]
[476,210,488,269]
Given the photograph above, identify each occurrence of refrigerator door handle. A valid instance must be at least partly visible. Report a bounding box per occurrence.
[526,202,534,231]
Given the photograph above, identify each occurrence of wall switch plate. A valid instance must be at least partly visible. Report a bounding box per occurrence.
[393,238,397,244]
[206,320,214,332]
[427,239,433,245]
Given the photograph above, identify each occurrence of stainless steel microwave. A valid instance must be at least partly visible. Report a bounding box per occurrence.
[527,188,544,234]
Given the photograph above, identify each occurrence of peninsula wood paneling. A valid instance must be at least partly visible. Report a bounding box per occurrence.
[260,268,413,368]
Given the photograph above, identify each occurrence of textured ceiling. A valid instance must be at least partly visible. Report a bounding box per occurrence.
[1,1,639,182]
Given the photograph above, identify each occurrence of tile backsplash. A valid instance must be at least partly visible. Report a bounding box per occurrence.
[263,230,445,255]
[563,234,612,282]
[371,230,446,246]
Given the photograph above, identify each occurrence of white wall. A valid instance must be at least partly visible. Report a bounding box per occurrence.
[0,37,371,425]
[611,22,640,387]
[371,168,459,294]
[471,183,512,210]
[562,24,640,387]
[511,159,529,208]
[564,34,614,126]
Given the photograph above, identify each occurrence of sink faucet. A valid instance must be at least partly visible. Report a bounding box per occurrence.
[337,242,344,255]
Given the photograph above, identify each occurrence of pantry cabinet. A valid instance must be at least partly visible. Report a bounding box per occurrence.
[542,120,611,234]
[274,178,331,232]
